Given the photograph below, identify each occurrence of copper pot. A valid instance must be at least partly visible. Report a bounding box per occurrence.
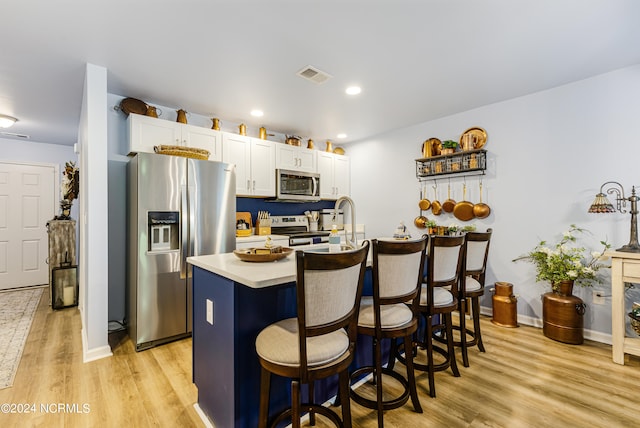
[431,185,442,216]
[145,105,159,118]
[176,109,188,124]
[442,182,456,213]
[473,181,491,219]
[418,184,431,210]
[414,215,427,229]
[453,183,475,221]
[286,135,301,146]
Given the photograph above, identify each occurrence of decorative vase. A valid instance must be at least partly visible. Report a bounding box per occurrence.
[57,199,72,220]
[542,280,585,344]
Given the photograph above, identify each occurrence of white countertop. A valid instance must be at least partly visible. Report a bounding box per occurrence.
[189,251,299,288]
[236,234,289,244]
[189,236,416,289]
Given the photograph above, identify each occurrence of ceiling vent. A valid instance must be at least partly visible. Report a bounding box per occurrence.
[0,131,30,139]
[296,65,332,84]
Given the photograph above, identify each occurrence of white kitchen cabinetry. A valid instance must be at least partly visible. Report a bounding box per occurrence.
[317,151,350,199]
[275,144,316,173]
[222,133,275,197]
[127,113,222,161]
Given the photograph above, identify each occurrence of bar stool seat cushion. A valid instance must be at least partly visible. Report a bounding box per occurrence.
[465,276,482,292]
[420,286,454,306]
[256,318,349,367]
[357,296,413,329]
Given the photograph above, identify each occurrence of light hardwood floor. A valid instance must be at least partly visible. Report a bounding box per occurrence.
[2,292,640,427]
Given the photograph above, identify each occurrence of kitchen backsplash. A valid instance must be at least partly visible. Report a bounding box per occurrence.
[236,197,335,217]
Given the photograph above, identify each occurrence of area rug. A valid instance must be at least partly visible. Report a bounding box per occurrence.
[0,288,43,389]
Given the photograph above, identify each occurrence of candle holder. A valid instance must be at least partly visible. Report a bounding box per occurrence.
[51,253,78,309]
[588,181,640,253]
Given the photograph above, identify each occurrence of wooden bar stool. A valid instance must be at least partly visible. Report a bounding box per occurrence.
[455,229,492,367]
[349,237,427,427]
[396,234,465,398]
[255,242,369,428]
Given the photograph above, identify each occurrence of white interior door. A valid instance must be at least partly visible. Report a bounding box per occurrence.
[0,162,55,289]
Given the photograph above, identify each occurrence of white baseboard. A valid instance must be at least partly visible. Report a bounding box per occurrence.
[79,305,113,363]
[480,305,613,345]
[194,404,215,428]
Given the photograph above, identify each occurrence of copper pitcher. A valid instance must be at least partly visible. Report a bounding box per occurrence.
[325,140,333,152]
[145,105,159,118]
[176,109,188,124]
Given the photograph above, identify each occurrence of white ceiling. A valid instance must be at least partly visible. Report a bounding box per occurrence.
[2,0,640,146]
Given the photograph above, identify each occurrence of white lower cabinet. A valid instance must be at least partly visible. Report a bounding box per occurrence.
[317,151,350,199]
[127,113,222,161]
[222,134,275,197]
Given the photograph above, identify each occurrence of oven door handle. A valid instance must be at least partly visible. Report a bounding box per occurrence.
[312,176,318,197]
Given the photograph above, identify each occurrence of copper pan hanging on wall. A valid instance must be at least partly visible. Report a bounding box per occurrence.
[453,182,475,221]
[473,180,491,219]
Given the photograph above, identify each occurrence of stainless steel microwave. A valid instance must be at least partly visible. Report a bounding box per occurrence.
[275,169,321,202]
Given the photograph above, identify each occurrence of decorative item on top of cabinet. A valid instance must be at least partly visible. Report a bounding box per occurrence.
[211,118,220,130]
[307,139,314,149]
[176,109,188,124]
[238,123,247,135]
[145,105,160,118]
[325,140,333,152]
[259,127,267,140]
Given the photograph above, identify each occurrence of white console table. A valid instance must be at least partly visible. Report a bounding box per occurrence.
[608,250,640,364]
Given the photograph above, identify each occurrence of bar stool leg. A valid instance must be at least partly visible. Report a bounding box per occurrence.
[374,337,384,428]
[292,380,301,428]
[403,333,423,413]
[472,297,485,352]
[258,367,270,428]
[459,298,469,367]
[308,380,316,426]
[338,370,352,428]
[444,314,460,377]
[425,313,436,398]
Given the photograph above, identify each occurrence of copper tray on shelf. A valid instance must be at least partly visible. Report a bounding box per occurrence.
[460,127,487,150]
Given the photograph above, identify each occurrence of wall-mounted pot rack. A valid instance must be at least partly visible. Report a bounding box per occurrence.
[415,149,486,181]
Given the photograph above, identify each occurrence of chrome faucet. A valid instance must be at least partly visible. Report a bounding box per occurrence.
[334,196,357,248]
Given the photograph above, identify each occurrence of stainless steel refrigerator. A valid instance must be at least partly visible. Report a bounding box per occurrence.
[127,152,236,351]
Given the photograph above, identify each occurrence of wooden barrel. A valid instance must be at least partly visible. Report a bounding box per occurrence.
[542,291,585,345]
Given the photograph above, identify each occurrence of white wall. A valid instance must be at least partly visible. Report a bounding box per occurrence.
[349,64,640,338]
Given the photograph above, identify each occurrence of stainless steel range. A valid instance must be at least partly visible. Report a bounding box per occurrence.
[271,215,331,246]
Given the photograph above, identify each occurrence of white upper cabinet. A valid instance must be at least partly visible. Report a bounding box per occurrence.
[128,114,222,161]
[317,151,350,200]
[275,144,316,173]
[222,133,275,197]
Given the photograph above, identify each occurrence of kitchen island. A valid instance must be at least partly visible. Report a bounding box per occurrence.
[188,247,374,428]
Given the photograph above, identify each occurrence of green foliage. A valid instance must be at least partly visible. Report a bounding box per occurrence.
[513,224,611,291]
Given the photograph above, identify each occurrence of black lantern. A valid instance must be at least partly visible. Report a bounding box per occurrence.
[51,253,78,309]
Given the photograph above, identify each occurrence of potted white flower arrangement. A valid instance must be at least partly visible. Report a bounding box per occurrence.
[513,224,610,294]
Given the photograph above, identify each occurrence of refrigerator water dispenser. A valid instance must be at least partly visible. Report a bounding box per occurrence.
[148,211,179,252]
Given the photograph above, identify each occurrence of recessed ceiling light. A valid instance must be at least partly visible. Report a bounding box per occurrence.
[345,86,361,95]
[337,133,347,139]
[0,114,18,128]
[250,109,264,117]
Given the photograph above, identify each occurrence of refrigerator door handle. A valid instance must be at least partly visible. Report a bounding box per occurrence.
[180,184,189,279]
[187,184,195,277]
